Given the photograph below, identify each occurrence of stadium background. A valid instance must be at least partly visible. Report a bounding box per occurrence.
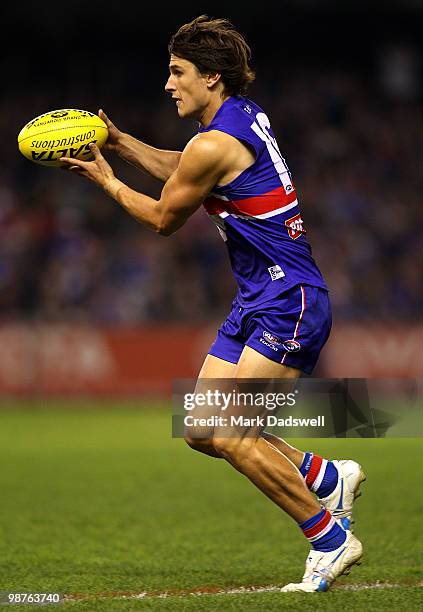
[0,3,422,609]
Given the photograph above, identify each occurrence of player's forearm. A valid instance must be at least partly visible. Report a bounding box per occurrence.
[104,178,176,235]
[115,133,182,182]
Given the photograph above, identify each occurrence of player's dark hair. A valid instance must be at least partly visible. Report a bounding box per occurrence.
[168,15,255,97]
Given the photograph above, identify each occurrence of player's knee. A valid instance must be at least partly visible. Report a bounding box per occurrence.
[184,435,214,454]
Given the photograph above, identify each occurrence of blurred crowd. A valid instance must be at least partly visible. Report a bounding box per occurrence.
[1,56,422,325]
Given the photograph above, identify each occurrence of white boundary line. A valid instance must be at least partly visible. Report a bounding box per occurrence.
[65,581,423,602]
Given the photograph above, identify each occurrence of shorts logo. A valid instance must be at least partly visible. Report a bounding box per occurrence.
[263,331,281,345]
[285,213,306,240]
[268,265,285,281]
[282,339,301,352]
[259,338,278,352]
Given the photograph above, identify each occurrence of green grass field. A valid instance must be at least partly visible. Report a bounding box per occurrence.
[0,401,422,611]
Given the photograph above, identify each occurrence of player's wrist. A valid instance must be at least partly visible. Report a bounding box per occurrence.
[103,177,125,200]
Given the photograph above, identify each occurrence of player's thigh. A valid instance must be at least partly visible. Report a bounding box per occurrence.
[195,354,238,415]
[212,347,300,447]
[214,346,301,447]
[185,355,238,442]
[192,340,299,441]
[197,354,238,379]
[234,345,300,379]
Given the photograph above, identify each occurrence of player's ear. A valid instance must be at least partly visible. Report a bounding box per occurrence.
[206,72,222,89]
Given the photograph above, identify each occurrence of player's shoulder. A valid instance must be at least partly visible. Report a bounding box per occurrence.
[183,132,228,159]
[189,131,252,167]
[178,133,230,178]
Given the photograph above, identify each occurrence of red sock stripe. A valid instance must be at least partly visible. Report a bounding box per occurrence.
[303,510,332,539]
[305,454,323,487]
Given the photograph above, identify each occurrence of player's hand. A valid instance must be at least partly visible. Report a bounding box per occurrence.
[98,109,123,152]
[60,143,120,196]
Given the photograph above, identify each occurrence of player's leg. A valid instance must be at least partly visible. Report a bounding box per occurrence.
[186,352,327,473]
[236,286,328,473]
[184,297,247,457]
[263,433,366,530]
[198,354,238,379]
[186,341,323,521]
[230,288,345,508]
[187,307,364,523]
[212,347,314,520]
[184,294,361,590]
[212,346,362,591]
[185,291,316,467]
[213,346,352,524]
[238,286,365,528]
[187,286,363,531]
[187,353,312,469]
[184,354,237,458]
[186,353,316,471]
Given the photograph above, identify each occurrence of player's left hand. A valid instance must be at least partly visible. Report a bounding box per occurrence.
[60,143,117,193]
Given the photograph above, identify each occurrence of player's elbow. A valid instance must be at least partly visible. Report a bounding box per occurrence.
[154,221,175,236]
[154,212,184,236]
[153,210,173,235]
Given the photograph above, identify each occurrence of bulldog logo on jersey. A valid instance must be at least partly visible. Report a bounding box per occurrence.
[285,213,306,240]
[282,339,301,352]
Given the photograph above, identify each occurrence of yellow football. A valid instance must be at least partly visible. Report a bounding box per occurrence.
[17,109,108,167]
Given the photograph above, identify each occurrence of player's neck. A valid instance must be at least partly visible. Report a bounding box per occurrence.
[200,93,231,127]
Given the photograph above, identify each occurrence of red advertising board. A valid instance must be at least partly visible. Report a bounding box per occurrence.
[0,324,421,396]
[321,325,423,378]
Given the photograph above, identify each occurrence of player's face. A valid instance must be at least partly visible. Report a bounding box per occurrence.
[165,55,211,120]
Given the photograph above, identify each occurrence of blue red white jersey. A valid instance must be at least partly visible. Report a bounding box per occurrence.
[199,96,328,306]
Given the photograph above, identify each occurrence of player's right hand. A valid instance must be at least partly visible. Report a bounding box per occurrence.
[98,109,123,153]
